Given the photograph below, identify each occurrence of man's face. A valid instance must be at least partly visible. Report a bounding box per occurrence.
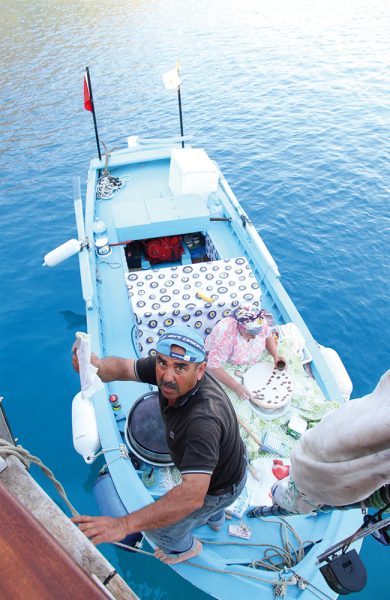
[155,344,206,403]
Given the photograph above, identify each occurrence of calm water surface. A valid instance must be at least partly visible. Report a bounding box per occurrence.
[1,1,389,598]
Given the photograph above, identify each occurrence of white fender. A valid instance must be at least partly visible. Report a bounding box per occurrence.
[72,392,100,463]
[43,239,81,267]
[319,346,353,402]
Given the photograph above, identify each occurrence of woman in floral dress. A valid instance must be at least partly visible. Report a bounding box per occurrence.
[205,304,285,400]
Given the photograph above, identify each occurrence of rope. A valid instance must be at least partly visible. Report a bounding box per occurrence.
[113,525,323,598]
[0,438,330,597]
[203,516,307,572]
[96,140,131,200]
[92,444,129,468]
[114,538,333,599]
[96,175,130,200]
[113,539,291,586]
[0,438,78,516]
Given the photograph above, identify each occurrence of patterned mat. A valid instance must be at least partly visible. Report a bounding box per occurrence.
[220,337,340,460]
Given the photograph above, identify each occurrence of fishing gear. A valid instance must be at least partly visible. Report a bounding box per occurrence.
[248,500,390,594]
[96,141,130,199]
[362,502,390,546]
[317,506,390,595]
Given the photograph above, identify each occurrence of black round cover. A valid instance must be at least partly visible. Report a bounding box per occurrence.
[125,391,173,465]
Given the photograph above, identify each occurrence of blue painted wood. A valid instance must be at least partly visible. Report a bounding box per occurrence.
[75,139,362,600]
[206,221,243,258]
[113,194,210,240]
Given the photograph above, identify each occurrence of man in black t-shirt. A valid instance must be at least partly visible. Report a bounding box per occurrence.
[72,325,246,564]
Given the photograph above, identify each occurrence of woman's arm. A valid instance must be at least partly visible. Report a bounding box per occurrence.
[265,335,286,368]
[208,366,252,400]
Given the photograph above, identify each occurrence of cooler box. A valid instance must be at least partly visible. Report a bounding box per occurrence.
[169,148,219,196]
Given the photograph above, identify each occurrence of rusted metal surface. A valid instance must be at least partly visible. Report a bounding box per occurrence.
[0,456,138,599]
[0,482,109,599]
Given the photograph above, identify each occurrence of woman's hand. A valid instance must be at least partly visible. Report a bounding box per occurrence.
[233,382,253,401]
[265,335,287,370]
[274,355,287,371]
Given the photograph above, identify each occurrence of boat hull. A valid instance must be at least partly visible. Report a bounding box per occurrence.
[73,139,362,599]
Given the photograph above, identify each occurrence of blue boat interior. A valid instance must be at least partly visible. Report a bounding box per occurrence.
[77,141,363,599]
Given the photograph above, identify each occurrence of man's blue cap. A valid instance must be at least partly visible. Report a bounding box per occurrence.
[156,326,206,363]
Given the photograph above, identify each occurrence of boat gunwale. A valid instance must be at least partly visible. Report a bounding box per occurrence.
[78,140,360,598]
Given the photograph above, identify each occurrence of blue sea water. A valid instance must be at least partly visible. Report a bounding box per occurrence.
[1,0,389,598]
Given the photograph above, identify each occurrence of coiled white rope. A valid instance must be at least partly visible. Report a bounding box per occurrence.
[0,438,330,597]
[96,140,131,199]
[0,438,78,516]
[96,175,131,200]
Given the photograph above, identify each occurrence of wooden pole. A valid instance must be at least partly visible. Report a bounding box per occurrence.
[237,416,261,446]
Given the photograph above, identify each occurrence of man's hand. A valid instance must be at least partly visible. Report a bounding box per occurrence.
[71,344,80,372]
[71,514,128,545]
[71,345,100,374]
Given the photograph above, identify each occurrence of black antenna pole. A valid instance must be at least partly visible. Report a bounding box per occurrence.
[85,66,102,160]
[176,61,184,148]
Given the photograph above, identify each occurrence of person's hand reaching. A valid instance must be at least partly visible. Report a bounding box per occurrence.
[234,382,253,401]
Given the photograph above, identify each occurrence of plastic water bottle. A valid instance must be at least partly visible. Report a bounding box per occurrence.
[207,192,224,218]
[93,218,111,257]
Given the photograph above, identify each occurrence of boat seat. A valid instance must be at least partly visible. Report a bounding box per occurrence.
[206,222,243,259]
[124,257,262,357]
[113,194,210,241]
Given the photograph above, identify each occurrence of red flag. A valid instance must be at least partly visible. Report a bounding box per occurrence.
[84,73,93,112]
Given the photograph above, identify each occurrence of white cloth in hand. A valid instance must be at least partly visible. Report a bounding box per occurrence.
[74,331,104,397]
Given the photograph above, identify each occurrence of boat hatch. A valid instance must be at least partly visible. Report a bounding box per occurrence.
[113,193,210,241]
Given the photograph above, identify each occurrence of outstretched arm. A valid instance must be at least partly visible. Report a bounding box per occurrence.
[265,335,286,368]
[208,366,252,400]
[72,473,210,545]
[72,347,137,382]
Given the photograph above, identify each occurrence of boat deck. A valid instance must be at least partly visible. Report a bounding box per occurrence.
[78,144,363,599]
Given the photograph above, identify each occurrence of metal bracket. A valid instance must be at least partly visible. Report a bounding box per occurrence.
[317,516,390,563]
[240,214,251,228]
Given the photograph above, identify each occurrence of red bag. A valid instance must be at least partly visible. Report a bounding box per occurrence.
[272,459,290,480]
[143,236,183,264]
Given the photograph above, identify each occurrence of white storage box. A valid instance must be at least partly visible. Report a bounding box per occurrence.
[169,148,219,196]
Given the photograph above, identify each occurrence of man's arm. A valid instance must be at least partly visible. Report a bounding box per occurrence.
[72,349,137,383]
[72,473,210,545]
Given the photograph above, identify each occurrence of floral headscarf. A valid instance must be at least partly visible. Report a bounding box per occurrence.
[232,304,265,335]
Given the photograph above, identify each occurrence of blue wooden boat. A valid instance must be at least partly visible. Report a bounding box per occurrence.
[47,135,364,598]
